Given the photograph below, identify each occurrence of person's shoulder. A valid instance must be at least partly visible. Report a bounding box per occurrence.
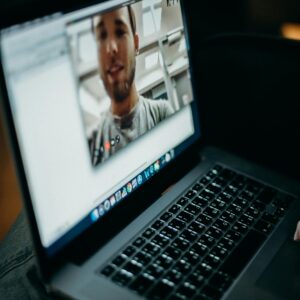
[140,96,173,115]
[139,96,174,123]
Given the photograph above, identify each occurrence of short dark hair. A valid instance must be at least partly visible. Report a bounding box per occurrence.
[92,5,137,36]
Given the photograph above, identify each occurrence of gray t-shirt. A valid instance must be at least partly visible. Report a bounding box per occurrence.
[91,96,174,165]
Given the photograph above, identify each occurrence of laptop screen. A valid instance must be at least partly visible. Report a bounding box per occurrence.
[0,0,200,256]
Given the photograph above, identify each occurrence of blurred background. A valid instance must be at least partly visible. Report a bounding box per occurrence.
[186,0,300,40]
[1,0,300,240]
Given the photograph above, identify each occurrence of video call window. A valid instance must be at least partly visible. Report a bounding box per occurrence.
[66,0,193,167]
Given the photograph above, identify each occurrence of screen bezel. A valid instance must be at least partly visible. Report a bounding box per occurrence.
[0,0,204,281]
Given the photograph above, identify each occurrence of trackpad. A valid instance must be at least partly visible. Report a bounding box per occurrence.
[256,239,300,300]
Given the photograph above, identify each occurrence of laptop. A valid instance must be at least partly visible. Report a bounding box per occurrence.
[1,0,300,299]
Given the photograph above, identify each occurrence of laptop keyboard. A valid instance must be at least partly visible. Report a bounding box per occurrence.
[97,165,294,300]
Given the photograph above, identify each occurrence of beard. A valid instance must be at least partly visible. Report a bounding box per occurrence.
[103,58,136,103]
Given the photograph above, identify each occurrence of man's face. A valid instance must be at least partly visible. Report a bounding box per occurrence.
[94,8,138,103]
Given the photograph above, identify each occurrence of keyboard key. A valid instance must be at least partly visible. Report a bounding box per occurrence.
[206,184,222,195]
[176,281,197,298]
[133,237,146,248]
[244,184,257,195]
[129,274,154,295]
[152,234,169,248]
[239,190,255,201]
[233,173,247,183]
[123,246,136,257]
[169,218,186,231]
[196,262,213,277]
[145,264,165,279]
[198,234,216,248]
[185,204,201,215]
[188,221,205,234]
[203,254,221,268]
[193,295,207,300]
[169,294,185,300]
[177,197,188,207]
[218,238,235,251]
[211,246,228,260]
[254,220,274,235]
[199,190,215,201]
[112,255,126,267]
[133,251,152,266]
[160,212,173,222]
[172,238,190,251]
[252,201,266,211]
[220,230,265,277]
[148,280,174,300]
[221,168,236,180]
[261,212,280,224]
[197,214,213,226]
[213,165,223,172]
[161,226,178,239]
[154,254,174,269]
[273,194,294,209]
[265,203,278,215]
[217,192,233,203]
[232,222,248,234]
[169,204,181,214]
[214,219,230,232]
[224,230,242,243]
[209,271,232,291]
[201,284,222,300]
[224,185,239,196]
[227,204,242,215]
[192,196,209,208]
[207,169,218,178]
[164,269,184,284]
[112,270,132,286]
[220,211,237,223]
[245,207,260,219]
[239,214,254,226]
[143,228,155,239]
[245,179,262,193]
[274,207,286,218]
[143,243,161,256]
[177,211,194,223]
[180,229,198,242]
[190,242,208,257]
[152,220,164,230]
[186,190,197,199]
[182,250,201,264]
[123,260,142,275]
[188,269,205,286]
[203,206,220,219]
[233,196,248,209]
[213,177,227,188]
[206,227,222,240]
[101,264,116,277]
[210,199,226,211]
[164,246,182,260]
[193,183,203,192]
[199,176,211,185]
[174,259,192,274]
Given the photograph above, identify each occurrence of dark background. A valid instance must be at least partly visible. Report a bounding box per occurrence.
[184,0,300,183]
[1,0,300,239]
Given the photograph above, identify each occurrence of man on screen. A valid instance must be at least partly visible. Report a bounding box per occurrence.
[90,6,174,166]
